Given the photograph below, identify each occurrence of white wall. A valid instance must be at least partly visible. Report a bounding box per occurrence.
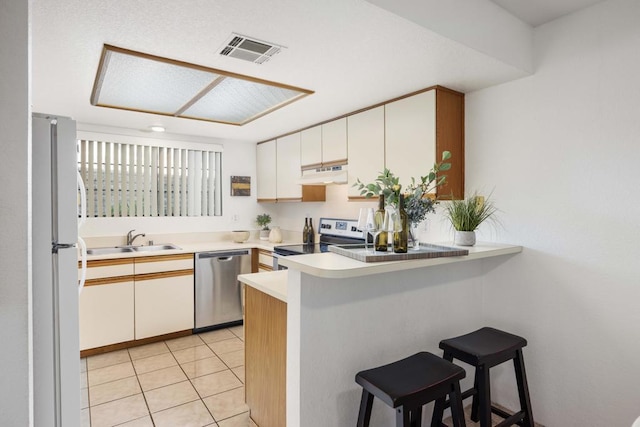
[79,139,263,238]
[466,0,640,425]
[0,0,31,424]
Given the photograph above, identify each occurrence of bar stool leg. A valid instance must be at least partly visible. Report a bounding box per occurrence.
[470,370,480,422]
[514,349,535,427]
[476,365,492,427]
[410,406,423,427]
[357,389,374,427]
[430,396,446,427]
[449,381,466,427]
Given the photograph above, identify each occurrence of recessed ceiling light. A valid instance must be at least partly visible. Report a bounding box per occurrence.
[149,125,165,132]
[90,44,313,126]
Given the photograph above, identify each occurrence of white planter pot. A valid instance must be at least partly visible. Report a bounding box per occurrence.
[454,230,476,246]
[260,230,270,240]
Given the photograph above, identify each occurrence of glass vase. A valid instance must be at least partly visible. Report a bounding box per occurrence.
[409,223,420,250]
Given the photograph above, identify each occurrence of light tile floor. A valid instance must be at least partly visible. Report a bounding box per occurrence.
[80,325,258,427]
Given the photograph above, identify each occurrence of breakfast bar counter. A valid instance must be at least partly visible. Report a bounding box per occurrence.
[239,242,522,427]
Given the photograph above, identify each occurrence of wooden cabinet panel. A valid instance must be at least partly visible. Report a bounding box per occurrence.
[257,140,277,201]
[245,286,287,427]
[385,90,436,190]
[135,273,194,340]
[82,258,134,280]
[79,281,134,351]
[134,254,193,275]
[347,106,385,198]
[300,125,322,168]
[321,117,347,165]
[276,133,302,200]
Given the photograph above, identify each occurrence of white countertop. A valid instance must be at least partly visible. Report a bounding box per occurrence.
[238,271,288,302]
[278,242,522,278]
[238,242,522,303]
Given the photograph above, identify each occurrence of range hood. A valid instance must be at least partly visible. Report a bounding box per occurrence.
[297,165,348,185]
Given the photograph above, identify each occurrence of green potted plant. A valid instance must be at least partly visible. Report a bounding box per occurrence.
[443,192,498,246]
[256,213,272,240]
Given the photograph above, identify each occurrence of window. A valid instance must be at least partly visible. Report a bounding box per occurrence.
[78,139,222,217]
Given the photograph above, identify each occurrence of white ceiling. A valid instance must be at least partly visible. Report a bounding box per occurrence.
[490,0,605,27]
[32,0,605,143]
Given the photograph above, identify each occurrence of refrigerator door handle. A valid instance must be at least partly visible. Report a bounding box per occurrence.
[77,236,87,295]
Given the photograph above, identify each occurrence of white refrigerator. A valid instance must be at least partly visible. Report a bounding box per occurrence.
[32,113,84,426]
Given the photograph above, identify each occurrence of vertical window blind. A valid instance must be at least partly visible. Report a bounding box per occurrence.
[78,139,222,217]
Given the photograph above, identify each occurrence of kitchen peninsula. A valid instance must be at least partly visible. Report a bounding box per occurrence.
[239,243,522,427]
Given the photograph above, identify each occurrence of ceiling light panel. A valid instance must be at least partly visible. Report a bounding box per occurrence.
[91,45,312,126]
[181,78,305,124]
[93,49,218,114]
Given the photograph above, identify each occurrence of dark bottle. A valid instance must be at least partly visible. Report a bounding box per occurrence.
[307,218,315,245]
[374,195,388,252]
[393,194,408,253]
[302,218,310,244]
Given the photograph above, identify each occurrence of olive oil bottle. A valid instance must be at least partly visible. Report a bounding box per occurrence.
[374,196,387,252]
[393,194,408,253]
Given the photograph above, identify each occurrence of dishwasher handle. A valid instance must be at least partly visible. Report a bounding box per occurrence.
[197,250,250,260]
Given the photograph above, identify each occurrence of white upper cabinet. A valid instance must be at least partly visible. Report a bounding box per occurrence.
[256,140,277,201]
[347,106,385,198]
[321,118,347,165]
[276,133,302,200]
[385,90,436,190]
[300,126,322,167]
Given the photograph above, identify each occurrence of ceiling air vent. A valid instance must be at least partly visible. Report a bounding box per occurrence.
[219,33,284,64]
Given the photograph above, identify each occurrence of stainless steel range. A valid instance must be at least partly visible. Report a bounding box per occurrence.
[273,217,366,270]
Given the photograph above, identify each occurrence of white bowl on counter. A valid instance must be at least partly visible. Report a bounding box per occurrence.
[231,230,250,243]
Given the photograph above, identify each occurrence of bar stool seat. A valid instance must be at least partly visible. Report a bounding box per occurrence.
[356,352,467,427]
[431,327,535,427]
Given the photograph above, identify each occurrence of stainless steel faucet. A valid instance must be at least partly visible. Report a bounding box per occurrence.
[126,229,146,246]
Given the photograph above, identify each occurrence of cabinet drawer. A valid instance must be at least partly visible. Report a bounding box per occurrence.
[258,252,273,266]
[81,258,134,281]
[135,254,194,274]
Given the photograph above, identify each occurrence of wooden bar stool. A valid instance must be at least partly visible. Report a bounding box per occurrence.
[355,352,467,427]
[431,327,535,427]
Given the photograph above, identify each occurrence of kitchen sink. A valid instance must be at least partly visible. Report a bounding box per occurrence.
[86,244,181,255]
[86,246,134,255]
[131,244,181,252]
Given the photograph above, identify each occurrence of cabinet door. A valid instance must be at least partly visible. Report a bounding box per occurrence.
[300,126,322,168]
[321,118,347,165]
[135,273,194,339]
[347,106,385,198]
[276,133,302,200]
[79,280,134,351]
[256,140,277,201]
[385,91,436,189]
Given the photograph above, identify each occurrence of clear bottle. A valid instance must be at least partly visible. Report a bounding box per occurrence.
[302,218,310,244]
[374,195,388,252]
[393,194,408,253]
[308,218,315,245]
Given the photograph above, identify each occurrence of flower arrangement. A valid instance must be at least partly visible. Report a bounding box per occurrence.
[353,151,452,224]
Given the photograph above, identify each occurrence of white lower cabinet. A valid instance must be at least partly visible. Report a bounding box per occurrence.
[79,254,195,352]
[134,273,194,340]
[79,280,134,351]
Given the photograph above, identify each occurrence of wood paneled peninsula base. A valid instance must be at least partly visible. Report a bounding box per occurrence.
[239,243,522,427]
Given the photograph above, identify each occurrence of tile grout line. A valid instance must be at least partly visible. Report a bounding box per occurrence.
[127,344,157,427]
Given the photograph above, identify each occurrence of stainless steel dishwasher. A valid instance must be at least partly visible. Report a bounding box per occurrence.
[195,249,251,332]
